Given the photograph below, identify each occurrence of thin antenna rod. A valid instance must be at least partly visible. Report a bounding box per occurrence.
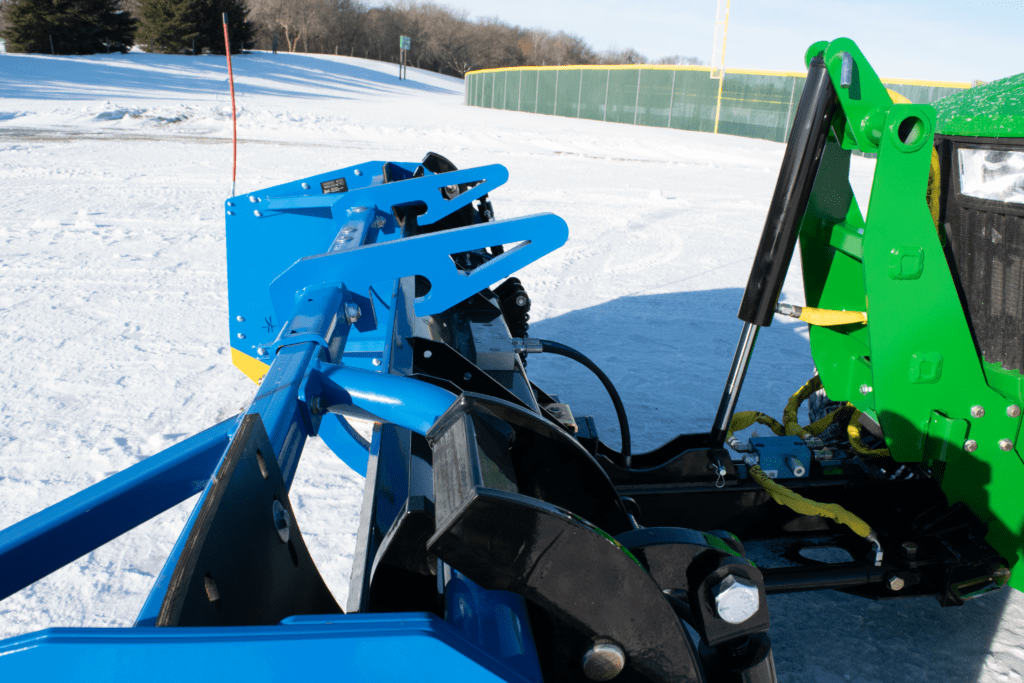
[222,13,238,196]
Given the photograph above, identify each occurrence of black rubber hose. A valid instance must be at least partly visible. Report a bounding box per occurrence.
[537,339,631,468]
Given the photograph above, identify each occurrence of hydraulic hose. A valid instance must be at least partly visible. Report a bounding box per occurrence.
[534,339,632,468]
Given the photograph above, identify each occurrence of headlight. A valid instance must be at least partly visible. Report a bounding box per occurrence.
[959,146,1024,204]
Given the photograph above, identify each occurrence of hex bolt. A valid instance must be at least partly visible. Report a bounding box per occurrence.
[236,315,245,322]
[712,574,760,624]
[309,396,323,416]
[354,169,363,176]
[901,541,919,560]
[1008,405,1022,418]
[253,210,262,217]
[964,439,978,453]
[372,358,382,366]
[859,384,873,395]
[581,642,626,681]
[344,303,361,324]
[273,499,290,544]
[248,195,258,203]
[971,405,985,418]
[999,439,1014,452]
[237,333,245,339]
[301,182,310,189]
[549,406,562,414]
[887,575,905,591]
[257,347,268,356]
[226,211,234,215]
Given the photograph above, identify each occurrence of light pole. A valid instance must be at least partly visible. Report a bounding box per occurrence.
[711,0,731,134]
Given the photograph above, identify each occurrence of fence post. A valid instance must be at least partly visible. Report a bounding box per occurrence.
[491,72,496,109]
[667,69,677,129]
[604,70,610,121]
[713,69,725,134]
[554,69,559,115]
[502,72,508,109]
[577,69,583,117]
[633,68,642,125]
[518,70,523,111]
[535,70,540,113]
[784,76,796,143]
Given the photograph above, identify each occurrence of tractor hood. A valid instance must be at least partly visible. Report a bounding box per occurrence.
[934,71,1024,138]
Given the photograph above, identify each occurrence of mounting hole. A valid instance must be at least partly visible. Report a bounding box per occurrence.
[255,449,269,480]
[890,113,929,151]
[204,573,221,603]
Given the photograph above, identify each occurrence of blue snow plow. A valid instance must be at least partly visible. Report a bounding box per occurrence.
[1,39,1017,683]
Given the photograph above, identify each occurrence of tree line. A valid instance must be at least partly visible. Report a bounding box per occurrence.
[1,0,703,77]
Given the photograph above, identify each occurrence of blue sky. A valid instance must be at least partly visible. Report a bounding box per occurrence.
[394,0,1023,83]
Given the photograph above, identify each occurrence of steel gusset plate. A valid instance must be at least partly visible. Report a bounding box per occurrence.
[157,413,341,626]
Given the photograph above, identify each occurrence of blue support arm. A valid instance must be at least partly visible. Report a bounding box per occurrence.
[0,417,237,602]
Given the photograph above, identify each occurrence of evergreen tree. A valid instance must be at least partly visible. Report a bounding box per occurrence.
[134,0,203,53]
[135,0,252,54]
[2,0,135,54]
[199,0,253,55]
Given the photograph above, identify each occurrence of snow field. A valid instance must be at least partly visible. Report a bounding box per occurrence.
[1,50,1022,682]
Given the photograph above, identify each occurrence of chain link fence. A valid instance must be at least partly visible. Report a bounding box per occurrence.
[465,65,971,143]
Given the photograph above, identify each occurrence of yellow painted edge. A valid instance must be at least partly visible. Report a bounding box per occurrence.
[466,66,971,90]
[232,347,270,385]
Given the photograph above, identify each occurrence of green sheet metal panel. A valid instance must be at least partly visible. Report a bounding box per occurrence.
[716,72,797,142]
[554,69,582,118]
[636,69,674,128]
[932,72,1024,137]
[606,69,640,124]
[668,70,720,133]
[494,72,508,110]
[503,71,522,111]
[520,70,539,112]
[579,69,610,121]
[537,70,558,115]
[480,72,494,109]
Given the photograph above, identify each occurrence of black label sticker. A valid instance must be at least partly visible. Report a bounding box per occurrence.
[320,177,349,194]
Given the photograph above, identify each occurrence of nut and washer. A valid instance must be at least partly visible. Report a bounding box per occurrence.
[999,439,1014,452]
[712,574,760,624]
[1009,405,1022,418]
[887,575,905,591]
[964,439,979,453]
[971,405,985,418]
[273,499,291,544]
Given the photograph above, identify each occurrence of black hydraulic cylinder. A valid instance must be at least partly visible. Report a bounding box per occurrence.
[737,55,838,327]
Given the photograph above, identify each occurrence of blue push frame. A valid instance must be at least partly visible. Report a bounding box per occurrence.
[0,159,566,682]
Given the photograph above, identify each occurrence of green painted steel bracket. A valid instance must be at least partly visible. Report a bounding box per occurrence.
[798,39,1024,590]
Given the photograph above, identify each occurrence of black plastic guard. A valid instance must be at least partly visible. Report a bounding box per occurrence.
[426,394,704,682]
[156,413,341,626]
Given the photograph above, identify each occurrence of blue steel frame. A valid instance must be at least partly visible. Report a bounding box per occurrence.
[0,159,566,681]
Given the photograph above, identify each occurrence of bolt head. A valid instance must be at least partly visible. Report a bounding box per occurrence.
[301,182,310,189]
[253,210,262,217]
[901,540,918,559]
[248,195,258,203]
[581,642,626,681]
[999,439,1014,452]
[971,405,985,418]
[344,303,361,324]
[712,574,760,624]
[256,347,268,356]
[464,372,472,381]
[964,439,978,453]
[1009,405,1022,418]
[236,315,245,322]
[887,575,905,591]
[354,169,363,176]
[372,358,382,366]
[859,384,873,395]
[273,499,290,544]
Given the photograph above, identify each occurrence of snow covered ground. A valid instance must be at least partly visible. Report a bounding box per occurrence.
[1,51,1022,682]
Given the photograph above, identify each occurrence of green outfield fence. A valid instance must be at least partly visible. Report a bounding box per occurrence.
[464,65,972,143]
